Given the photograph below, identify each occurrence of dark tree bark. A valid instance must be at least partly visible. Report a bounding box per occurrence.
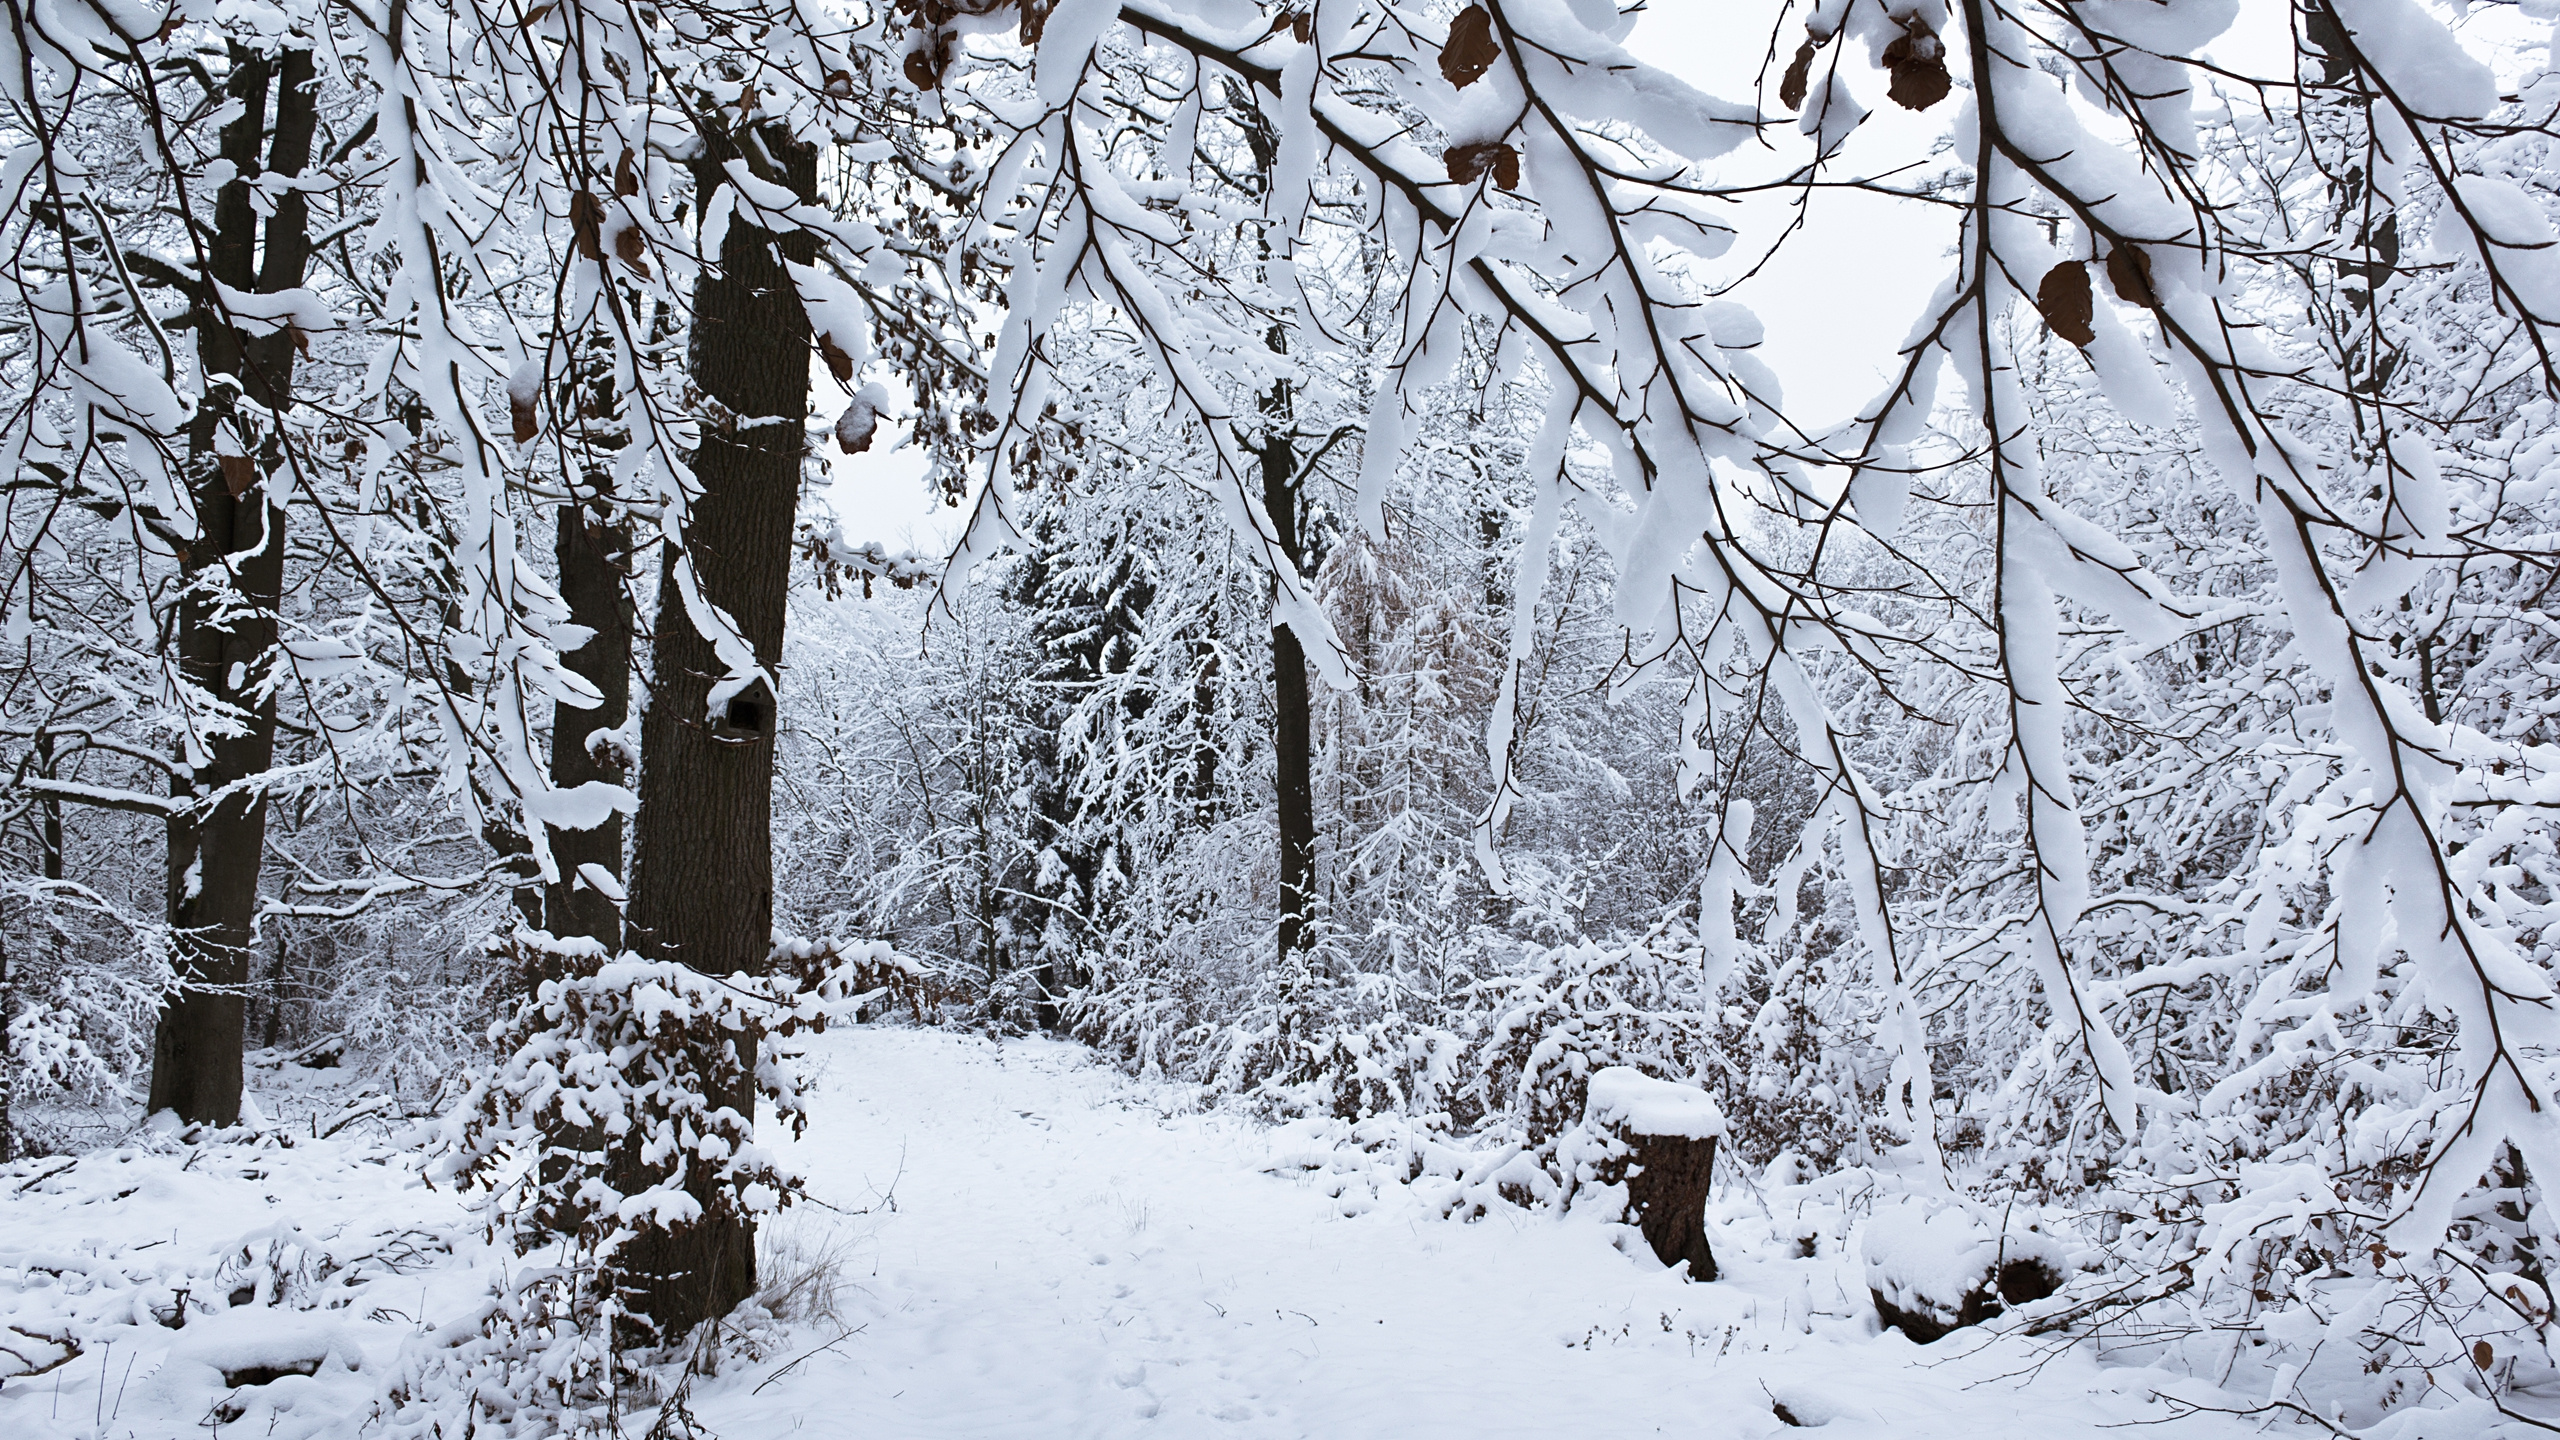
[36,731,61,884]
[151,45,316,1126]
[1237,97,1317,965]
[1611,1132,1719,1281]
[545,466,631,951]
[616,119,818,1337]
[1262,429,1315,961]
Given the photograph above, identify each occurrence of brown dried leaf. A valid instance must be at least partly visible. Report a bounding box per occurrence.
[1441,6,1500,90]
[511,395,539,445]
[836,395,880,455]
[2476,1340,2496,1370]
[818,334,856,384]
[904,48,938,91]
[569,191,604,261]
[516,1,554,26]
[1020,0,1050,45]
[613,224,650,277]
[289,324,311,358]
[1291,10,1311,42]
[1780,38,1816,112]
[1882,26,1950,112]
[2107,244,2157,309]
[219,454,256,498]
[615,147,640,197]
[1445,141,1517,188]
[2035,261,2095,347]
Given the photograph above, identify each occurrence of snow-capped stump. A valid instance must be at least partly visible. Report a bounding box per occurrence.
[1862,1205,2067,1343]
[1581,1067,1726,1280]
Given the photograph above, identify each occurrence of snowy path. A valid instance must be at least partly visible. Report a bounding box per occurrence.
[701,1029,2255,1439]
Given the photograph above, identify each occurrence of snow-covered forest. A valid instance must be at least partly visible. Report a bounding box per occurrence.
[5,0,2560,1433]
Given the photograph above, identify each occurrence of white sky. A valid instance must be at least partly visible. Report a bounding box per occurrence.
[813,379,948,555]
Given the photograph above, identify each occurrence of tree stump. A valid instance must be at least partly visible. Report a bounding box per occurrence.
[1583,1068,1726,1281]
[1862,1205,2066,1342]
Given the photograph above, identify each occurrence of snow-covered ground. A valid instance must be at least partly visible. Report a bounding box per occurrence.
[2,1029,2289,1438]
[701,1030,2260,1439]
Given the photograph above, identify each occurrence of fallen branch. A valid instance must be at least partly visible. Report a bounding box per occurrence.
[2020,1266,2194,1337]
[750,1323,867,1396]
[10,1159,76,1195]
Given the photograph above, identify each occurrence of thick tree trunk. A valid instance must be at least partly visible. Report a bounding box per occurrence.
[1262,432,1315,960]
[151,46,316,1126]
[617,120,817,1337]
[545,475,631,951]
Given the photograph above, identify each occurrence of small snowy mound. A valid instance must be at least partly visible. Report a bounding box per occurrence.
[1861,1204,2067,1343]
[140,1309,364,1429]
[1583,1067,1726,1140]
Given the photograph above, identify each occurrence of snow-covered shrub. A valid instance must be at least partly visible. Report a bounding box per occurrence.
[371,1261,622,1439]
[442,930,864,1303]
[1724,916,1886,1177]
[1472,927,1719,1160]
[2,883,172,1155]
[324,922,509,1116]
[1245,927,1750,1218]
[1239,958,1474,1127]
[1064,929,1241,1081]
[6,941,164,1108]
[2074,1138,2560,1428]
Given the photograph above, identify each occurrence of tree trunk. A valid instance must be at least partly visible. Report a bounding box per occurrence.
[36,731,61,883]
[1262,431,1315,960]
[151,46,316,1127]
[617,119,817,1337]
[545,467,631,951]
[1236,97,1317,966]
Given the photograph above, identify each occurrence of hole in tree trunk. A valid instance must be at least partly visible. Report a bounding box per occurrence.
[714,681,774,743]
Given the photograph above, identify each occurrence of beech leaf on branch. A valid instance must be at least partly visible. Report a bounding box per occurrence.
[2036,261,2095,347]
[1441,6,1501,90]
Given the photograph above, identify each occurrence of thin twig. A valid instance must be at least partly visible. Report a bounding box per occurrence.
[749,1323,866,1396]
